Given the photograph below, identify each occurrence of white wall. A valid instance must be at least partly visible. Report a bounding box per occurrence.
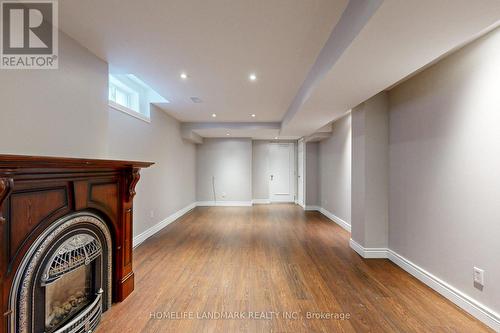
[351,93,389,248]
[196,138,252,203]
[318,114,352,224]
[0,32,108,157]
[305,142,319,206]
[389,27,500,316]
[252,140,269,201]
[107,105,196,236]
[0,32,197,239]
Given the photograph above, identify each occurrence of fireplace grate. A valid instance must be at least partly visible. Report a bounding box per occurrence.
[52,289,103,333]
[42,234,101,284]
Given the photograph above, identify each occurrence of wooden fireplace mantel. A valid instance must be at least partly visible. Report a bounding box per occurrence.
[0,154,153,333]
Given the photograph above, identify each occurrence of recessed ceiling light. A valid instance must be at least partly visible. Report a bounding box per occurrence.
[226,133,230,136]
[180,72,188,79]
[274,137,278,139]
[251,114,256,118]
[249,73,257,81]
[212,113,217,118]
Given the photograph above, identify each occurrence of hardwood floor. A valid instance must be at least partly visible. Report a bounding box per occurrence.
[96,205,492,333]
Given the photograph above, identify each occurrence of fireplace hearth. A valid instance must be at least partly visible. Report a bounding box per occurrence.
[0,155,152,333]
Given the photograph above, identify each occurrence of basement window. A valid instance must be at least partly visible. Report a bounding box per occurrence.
[108,74,169,122]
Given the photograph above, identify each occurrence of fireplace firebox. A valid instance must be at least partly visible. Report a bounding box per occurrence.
[0,155,152,333]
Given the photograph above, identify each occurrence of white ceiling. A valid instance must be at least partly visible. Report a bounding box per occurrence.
[59,0,347,124]
[58,0,500,140]
[282,0,500,136]
[194,128,286,140]
[180,122,296,140]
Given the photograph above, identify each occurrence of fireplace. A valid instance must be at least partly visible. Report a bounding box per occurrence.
[11,213,112,333]
[0,155,152,333]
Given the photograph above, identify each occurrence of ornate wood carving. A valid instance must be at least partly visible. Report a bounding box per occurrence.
[0,155,152,333]
[126,168,141,202]
[0,178,13,225]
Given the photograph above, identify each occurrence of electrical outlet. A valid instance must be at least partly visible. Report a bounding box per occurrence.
[222,192,226,198]
[473,267,485,286]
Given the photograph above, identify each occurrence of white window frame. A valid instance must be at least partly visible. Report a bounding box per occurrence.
[109,100,151,123]
[108,75,150,123]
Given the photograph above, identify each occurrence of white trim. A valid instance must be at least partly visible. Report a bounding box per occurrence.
[318,208,351,232]
[252,199,271,204]
[133,200,252,248]
[349,239,388,258]
[305,206,351,232]
[387,250,500,332]
[196,201,253,207]
[270,200,296,203]
[348,239,500,331]
[297,138,306,208]
[133,202,196,248]
[109,100,151,123]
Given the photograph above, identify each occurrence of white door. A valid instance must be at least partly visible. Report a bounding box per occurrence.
[297,139,305,207]
[269,143,295,202]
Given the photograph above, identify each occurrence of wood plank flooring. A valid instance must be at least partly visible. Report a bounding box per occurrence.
[96,204,492,332]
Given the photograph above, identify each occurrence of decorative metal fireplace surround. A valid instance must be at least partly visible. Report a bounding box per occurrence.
[9,213,112,333]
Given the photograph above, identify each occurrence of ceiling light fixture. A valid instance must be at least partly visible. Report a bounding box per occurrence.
[212,113,217,118]
[249,73,257,81]
[274,137,278,139]
[251,114,256,118]
[180,72,188,79]
[226,133,230,136]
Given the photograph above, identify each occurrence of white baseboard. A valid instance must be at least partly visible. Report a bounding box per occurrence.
[269,200,296,203]
[349,239,500,331]
[196,201,253,207]
[133,200,251,248]
[252,199,271,204]
[304,206,351,232]
[349,239,388,258]
[133,202,196,248]
[319,208,351,232]
[387,249,500,332]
